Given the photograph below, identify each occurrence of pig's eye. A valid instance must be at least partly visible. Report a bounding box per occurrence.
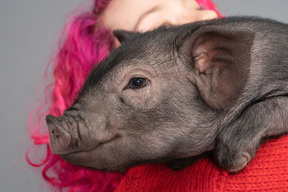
[125,77,149,89]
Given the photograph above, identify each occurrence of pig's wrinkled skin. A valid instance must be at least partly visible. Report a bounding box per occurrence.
[46,17,288,173]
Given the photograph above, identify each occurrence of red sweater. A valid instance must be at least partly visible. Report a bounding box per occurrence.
[115,135,288,192]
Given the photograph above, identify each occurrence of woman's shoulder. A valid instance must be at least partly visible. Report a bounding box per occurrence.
[115,135,288,192]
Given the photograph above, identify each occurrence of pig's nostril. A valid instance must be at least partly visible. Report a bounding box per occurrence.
[51,129,59,138]
[51,128,57,135]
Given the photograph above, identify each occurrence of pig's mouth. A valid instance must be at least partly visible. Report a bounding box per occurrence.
[59,147,96,165]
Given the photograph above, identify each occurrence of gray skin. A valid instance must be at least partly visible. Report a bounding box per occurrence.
[46,17,288,173]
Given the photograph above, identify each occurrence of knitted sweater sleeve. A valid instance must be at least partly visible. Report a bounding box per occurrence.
[115,135,288,192]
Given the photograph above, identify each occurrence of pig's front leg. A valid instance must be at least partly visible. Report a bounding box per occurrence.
[214,96,288,172]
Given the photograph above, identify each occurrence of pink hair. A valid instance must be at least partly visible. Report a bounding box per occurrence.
[26,0,220,191]
[196,0,222,17]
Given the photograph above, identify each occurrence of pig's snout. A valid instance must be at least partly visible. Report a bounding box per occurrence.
[46,114,71,154]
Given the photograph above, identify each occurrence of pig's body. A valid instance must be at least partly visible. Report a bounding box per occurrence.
[46,17,288,172]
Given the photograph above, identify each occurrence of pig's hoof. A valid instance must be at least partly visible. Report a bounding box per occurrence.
[218,152,251,173]
[227,152,251,172]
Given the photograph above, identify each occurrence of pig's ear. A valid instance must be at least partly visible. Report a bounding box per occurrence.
[113,30,138,43]
[183,26,255,109]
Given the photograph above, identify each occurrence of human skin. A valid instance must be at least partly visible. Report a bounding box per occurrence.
[100,0,218,46]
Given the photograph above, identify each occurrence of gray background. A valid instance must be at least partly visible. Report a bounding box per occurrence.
[1,0,288,191]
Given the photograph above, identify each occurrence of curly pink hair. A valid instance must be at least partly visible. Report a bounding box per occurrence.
[26,0,220,191]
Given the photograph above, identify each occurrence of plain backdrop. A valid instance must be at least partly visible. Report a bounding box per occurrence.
[1,0,288,191]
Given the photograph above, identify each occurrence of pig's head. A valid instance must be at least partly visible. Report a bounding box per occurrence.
[46,19,254,171]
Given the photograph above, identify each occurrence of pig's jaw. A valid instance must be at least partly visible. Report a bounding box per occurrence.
[56,136,131,172]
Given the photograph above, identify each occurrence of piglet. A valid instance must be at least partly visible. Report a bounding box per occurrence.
[46,17,288,172]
